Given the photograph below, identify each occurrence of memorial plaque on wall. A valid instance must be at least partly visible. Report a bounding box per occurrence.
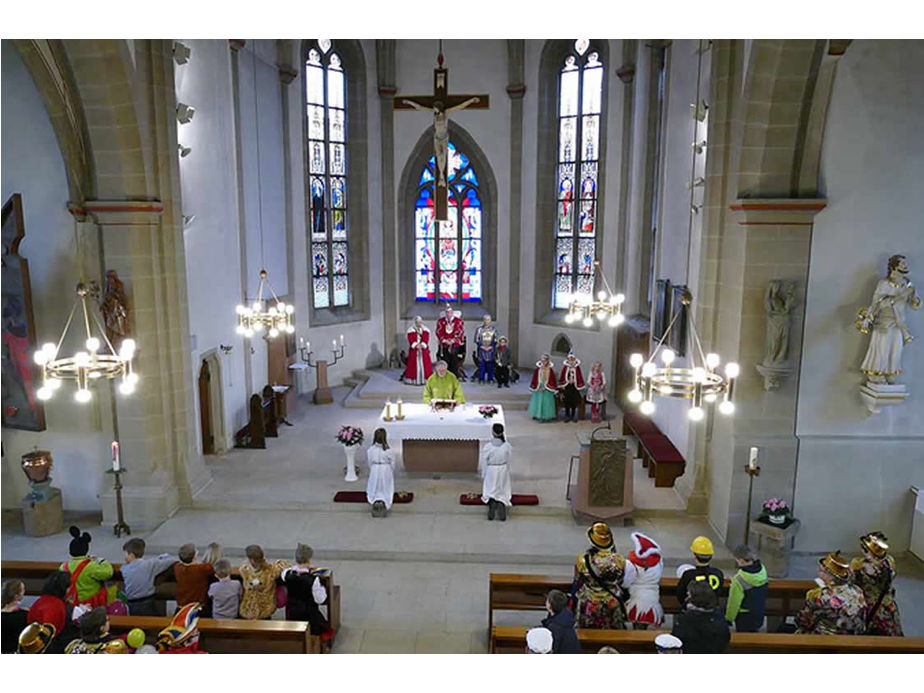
[589,433,627,507]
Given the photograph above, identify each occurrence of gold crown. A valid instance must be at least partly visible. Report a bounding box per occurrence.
[860,532,889,558]
[818,550,851,581]
[587,522,614,550]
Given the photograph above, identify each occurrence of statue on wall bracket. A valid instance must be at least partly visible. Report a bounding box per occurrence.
[756,279,797,391]
[855,254,920,414]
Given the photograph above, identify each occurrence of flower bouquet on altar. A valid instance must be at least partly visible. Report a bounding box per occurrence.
[758,497,793,526]
[336,425,364,447]
[478,405,498,419]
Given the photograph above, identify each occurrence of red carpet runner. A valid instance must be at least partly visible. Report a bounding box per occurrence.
[459,493,539,506]
[333,491,414,503]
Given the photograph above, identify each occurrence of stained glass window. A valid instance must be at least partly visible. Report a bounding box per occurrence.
[306,40,350,308]
[415,141,482,302]
[553,40,604,310]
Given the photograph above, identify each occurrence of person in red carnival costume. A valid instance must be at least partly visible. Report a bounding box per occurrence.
[402,316,433,385]
[156,602,206,653]
[622,532,664,629]
[528,354,557,421]
[558,352,585,422]
[436,306,465,377]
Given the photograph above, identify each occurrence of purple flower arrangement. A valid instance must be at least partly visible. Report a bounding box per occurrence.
[336,425,364,447]
[760,497,792,523]
[478,405,498,419]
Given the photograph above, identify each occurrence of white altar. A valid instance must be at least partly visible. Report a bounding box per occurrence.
[380,403,506,473]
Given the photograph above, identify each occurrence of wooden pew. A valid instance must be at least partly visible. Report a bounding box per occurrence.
[1,560,340,632]
[622,412,685,486]
[490,625,924,654]
[109,615,320,654]
[234,387,280,449]
[488,573,814,634]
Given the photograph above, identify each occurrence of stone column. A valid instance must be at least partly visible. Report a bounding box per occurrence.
[85,200,211,530]
[376,40,399,359]
[506,40,525,366]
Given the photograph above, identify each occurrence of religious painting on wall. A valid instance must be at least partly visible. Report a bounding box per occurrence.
[2,194,45,431]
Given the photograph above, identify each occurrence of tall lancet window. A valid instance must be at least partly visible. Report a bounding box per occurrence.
[306,39,349,308]
[414,141,483,302]
[553,39,604,309]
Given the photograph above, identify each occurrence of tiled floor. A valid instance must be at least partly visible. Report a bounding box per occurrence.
[3,382,922,652]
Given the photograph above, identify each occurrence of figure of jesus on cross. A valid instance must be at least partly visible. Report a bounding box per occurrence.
[395,51,489,221]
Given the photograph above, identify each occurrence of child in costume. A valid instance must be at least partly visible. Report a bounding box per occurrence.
[622,532,664,629]
[59,526,113,609]
[558,352,585,422]
[585,361,607,423]
[528,354,557,421]
[850,531,903,636]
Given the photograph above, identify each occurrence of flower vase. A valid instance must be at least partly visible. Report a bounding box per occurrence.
[343,444,358,482]
[768,514,786,525]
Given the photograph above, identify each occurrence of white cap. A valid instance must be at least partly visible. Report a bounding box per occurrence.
[654,633,683,651]
[526,627,554,654]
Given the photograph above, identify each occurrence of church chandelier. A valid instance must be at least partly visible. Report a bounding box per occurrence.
[564,260,626,328]
[235,40,293,340]
[625,39,738,422]
[626,288,739,421]
[33,283,138,403]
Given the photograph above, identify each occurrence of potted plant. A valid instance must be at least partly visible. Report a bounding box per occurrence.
[336,426,364,482]
[478,405,498,419]
[759,497,793,526]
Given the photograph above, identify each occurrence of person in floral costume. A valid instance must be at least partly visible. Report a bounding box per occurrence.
[850,531,903,636]
[239,544,290,619]
[795,551,867,635]
[572,522,627,629]
[585,361,607,423]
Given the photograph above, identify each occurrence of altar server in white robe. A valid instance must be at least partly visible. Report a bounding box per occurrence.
[480,423,513,521]
[367,428,396,518]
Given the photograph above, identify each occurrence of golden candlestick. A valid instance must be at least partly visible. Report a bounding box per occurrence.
[396,398,405,420]
[384,399,393,422]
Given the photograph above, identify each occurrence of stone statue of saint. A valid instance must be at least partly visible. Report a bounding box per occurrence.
[762,280,796,366]
[101,269,130,348]
[856,254,920,384]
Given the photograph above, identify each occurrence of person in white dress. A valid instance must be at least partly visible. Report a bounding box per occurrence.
[366,428,396,518]
[480,423,513,521]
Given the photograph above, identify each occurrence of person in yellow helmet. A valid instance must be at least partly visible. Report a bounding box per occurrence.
[676,536,724,607]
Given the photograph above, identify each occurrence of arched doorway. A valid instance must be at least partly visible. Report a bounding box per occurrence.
[198,360,214,455]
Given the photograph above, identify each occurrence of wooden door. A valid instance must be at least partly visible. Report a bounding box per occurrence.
[198,360,214,455]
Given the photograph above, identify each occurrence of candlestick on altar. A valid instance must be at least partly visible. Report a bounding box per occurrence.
[743,447,761,546]
[298,336,346,405]
[396,397,404,420]
[106,439,131,538]
[384,398,393,422]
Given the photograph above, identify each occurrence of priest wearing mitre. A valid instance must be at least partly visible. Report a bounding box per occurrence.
[423,360,466,405]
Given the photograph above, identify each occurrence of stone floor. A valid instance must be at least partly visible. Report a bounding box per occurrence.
[3,381,922,652]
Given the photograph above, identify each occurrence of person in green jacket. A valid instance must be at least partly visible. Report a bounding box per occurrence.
[59,526,113,608]
[725,544,768,632]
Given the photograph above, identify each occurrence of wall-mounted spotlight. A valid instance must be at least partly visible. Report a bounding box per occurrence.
[690,100,709,122]
[178,143,192,158]
[693,140,707,155]
[688,176,705,189]
[176,103,196,124]
[173,41,191,65]
[183,214,196,227]
[691,204,702,215]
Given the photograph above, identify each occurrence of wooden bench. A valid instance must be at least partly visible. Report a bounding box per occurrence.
[621,412,686,487]
[109,614,321,653]
[490,625,924,654]
[234,386,282,448]
[1,559,340,632]
[488,573,814,634]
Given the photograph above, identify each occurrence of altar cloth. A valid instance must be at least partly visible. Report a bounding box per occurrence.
[380,403,506,441]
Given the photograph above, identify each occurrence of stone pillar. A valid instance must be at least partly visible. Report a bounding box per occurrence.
[376,40,399,360]
[506,40,525,366]
[85,200,211,530]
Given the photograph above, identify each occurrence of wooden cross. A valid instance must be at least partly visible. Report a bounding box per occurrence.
[394,54,489,221]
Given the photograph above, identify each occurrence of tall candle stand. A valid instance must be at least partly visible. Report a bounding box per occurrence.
[107,441,130,537]
[298,337,346,405]
[743,462,760,547]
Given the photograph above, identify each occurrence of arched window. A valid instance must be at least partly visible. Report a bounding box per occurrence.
[414,141,483,303]
[552,40,604,309]
[306,39,350,309]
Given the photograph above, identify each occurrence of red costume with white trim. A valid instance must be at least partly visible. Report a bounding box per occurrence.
[402,322,433,384]
[622,532,664,626]
[558,361,585,390]
[435,311,464,348]
[529,363,558,391]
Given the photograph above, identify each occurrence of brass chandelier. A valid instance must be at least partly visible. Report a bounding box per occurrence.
[235,41,293,341]
[626,288,738,420]
[564,260,625,328]
[33,283,138,403]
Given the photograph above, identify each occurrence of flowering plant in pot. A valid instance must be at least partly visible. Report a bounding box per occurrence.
[759,498,792,525]
[478,405,498,419]
[336,425,364,447]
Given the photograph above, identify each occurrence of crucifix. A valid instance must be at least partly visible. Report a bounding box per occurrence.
[394,47,489,221]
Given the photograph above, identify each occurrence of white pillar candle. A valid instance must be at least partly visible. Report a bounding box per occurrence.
[748,446,759,471]
[111,441,121,472]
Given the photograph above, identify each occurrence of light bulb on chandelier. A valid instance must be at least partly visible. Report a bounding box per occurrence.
[564,260,626,329]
